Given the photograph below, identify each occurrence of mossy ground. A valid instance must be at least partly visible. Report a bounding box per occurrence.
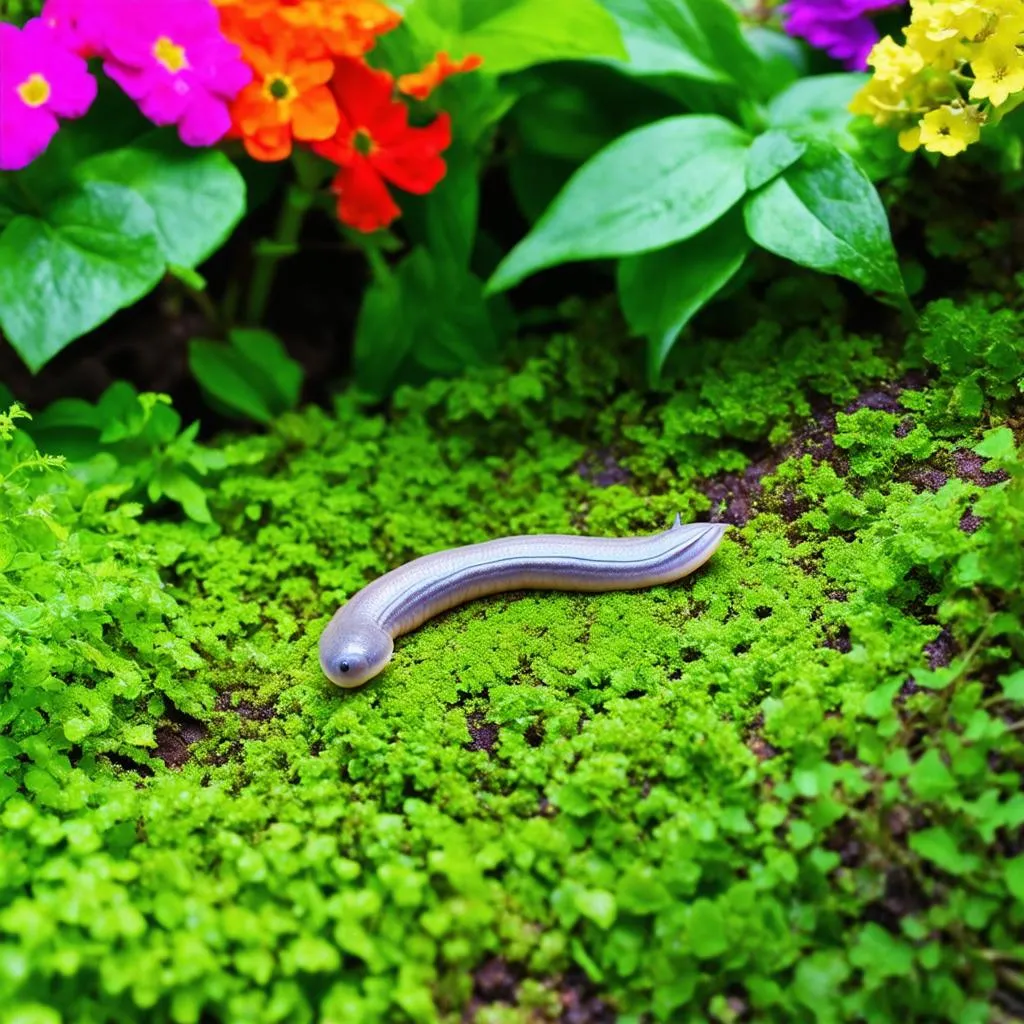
[1,291,1022,1023]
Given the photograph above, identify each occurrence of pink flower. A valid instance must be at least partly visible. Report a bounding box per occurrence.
[0,18,97,171]
[102,0,252,147]
[39,0,111,58]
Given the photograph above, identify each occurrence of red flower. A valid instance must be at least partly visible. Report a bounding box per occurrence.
[313,57,450,232]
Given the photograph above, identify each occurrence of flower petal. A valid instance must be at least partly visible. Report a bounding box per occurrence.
[291,84,340,142]
[371,113,451,195]
[333,158,400,232]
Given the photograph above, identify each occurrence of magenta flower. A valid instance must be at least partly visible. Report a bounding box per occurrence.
[39,0,111,58]
[101,0,252,147]
[781,0,903,70]
[0,18,97,171]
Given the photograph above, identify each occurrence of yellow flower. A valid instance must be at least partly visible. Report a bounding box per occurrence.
[970,44,1024,106]
[917,104,983,155]
[898,125,922,152]
[904,21,967,71]
[916,0,991,42]
[850,77,907,126]
[867,36,925,85]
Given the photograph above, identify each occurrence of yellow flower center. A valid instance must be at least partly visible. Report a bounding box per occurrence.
[265,74,295,102]
[153,36,188,73]
[17,73,51,108]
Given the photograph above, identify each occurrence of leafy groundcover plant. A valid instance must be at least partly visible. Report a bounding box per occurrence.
[1,287,1023,1022]
[1,0,1024,1022]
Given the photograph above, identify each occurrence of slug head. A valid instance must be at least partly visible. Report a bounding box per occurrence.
[319,619,394,688]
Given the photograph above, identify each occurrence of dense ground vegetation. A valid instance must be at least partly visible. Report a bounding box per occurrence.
[2,283,1021,1022]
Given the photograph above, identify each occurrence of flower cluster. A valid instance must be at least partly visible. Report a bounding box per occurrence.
[851,0,1024,156]
[215,0,479,231]
[0,0,252,169]
[780,0,904,70]
[1,0,480,231]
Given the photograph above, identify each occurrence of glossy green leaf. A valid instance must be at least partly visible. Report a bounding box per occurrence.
[617,210,749,382]
[403,0,626,74]
[488,114,750,292]
[598,0,731,83]
[76,131,246,268]
[743,141,905,301]
[747,129,807,191]
[766,73,870,150]
[0,182,164,373]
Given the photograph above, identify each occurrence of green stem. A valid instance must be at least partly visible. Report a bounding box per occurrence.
[244,180,315,325]
[363,243,392,284]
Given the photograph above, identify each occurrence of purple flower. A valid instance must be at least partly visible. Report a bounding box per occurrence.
[781,0,902,70]
[101,0,252,147]
[0,18,97,171]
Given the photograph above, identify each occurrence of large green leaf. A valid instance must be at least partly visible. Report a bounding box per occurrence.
[746,129,806,191]
[743,142,905,302]
[487,114,751,292]
[402,0,626,75]
[766,73,869,151]
[0,183,164,372]
[598,0,731,83]
[599,0,767,94]
[77,130,246,268]
[617,210,749,383]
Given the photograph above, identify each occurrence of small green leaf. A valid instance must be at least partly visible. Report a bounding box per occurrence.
[0,182,164,372]
[974,426,1015,462]
[849,923,914,979]
[617,209,749,383]
[743,141,905,302]
[909,827,980,875]
[575,888,617,929]
[63,717,92,743]
[355,248,501,399]
[1004,856,1024,901]
[907,749,957,800]
[488,114,750,292]
[1000,669,1024,702]
[189,329,302,425]
[159,471,212,524]
[746,129,806,191]
[688,898,728,959]
[123,724,156,748]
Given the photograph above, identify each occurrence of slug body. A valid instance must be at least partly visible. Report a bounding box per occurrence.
[319,517,729,688]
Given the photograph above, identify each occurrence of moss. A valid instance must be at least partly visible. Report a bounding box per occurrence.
[1,300,1022,1023]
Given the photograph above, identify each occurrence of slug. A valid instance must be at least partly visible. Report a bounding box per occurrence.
[319,516,729,688]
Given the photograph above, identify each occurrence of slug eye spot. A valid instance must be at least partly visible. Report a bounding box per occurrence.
[339,661,350,674]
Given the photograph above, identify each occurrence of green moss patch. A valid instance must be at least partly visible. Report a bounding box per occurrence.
[1,300,1022,1023]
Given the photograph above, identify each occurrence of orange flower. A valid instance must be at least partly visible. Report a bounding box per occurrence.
[397,52,483,100]
[313,58,451,232]
[278,0,400,58]
[227,31,339,161]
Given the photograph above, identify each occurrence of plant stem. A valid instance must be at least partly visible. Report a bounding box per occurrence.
[244,179,315,326]
[242,151,330,326]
